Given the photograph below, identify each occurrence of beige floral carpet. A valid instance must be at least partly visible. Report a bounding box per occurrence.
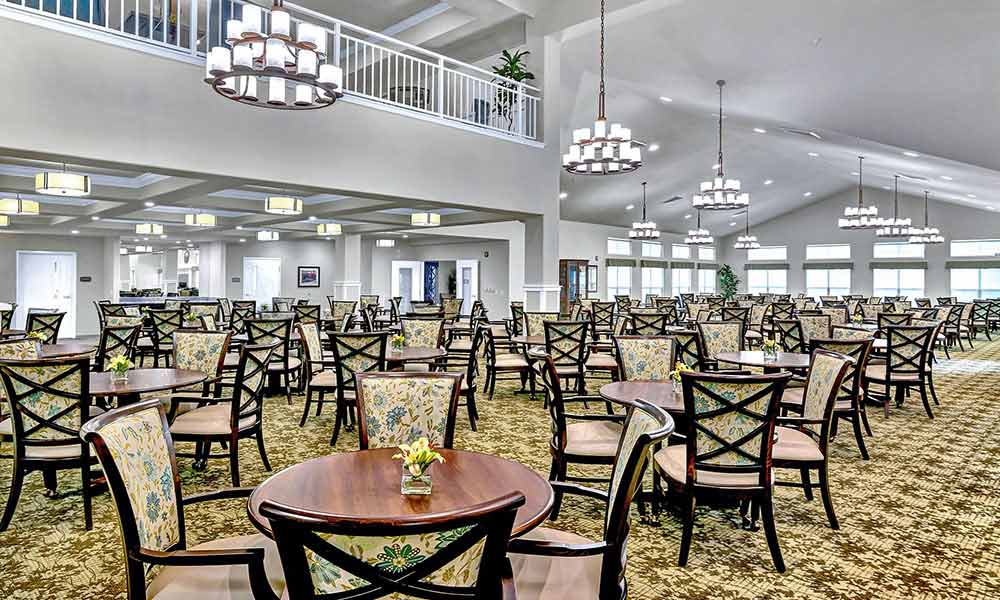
[1,339,1000,599]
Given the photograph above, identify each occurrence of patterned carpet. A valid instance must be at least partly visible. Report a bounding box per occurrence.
[2,338,1000,599]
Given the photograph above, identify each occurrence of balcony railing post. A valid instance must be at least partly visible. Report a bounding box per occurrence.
[436,57,445,116]
[188,0,198,54]
[332,22,341,65]
[517,83,525,138]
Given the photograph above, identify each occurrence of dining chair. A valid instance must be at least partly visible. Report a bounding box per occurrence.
[442,296,464,322]
[199,314,220,331]
[94,324,142,372]
[863,325,937,418]
[263,491,523,600]
[772,350,853,529]
[169,342,277,486]
[0,303,17,331]
[588,302,616,339]
[543,320,589,395]
[230,304,254,335]
[399,317,445,372]
[533,355,630,521]
[819,305,849,326]
[447,324,485,431]
[296,322,337,427]
[655,370,791,571]
[801,338,875,459]
[271,297,295,312]
[696,321,744,370]
[0,339,41,443]
[81,400,285,600]
[613,336,674,381]
[877,312,912,337]
[832,325,873,340]
[328,332,389,446]
[915,297,932,308]
[149,309,184,367]
[583,315,625,390]
[509,397,673,599]
[164,330,232,420]
[630,312,671,335]
[245,318,297,405]
[355,371,463,449]
[483,324,531,400]
[672,329,702,370]
[292,304,321,325]
[971,300,992,340]
[232,299,257,313]
[327,299,358,329]
[0,355,100,531]
[26,311,66,344]
[523,311,560,338]
[774,319,806,353]
[613,295,632,313]
[186,301,220,327]
[799,314,832,344]
[509,302,525,336]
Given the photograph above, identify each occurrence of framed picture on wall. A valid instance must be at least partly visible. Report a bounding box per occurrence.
[587,264,598,294]
[297,266,320,288]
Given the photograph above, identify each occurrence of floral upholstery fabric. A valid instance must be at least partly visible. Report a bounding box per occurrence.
[27,313,63,344]
[543,322,587,364]
[96,406,180,552]
[442,298,463,320]
[400,320,443,348]
[617,338,673,381]
[860,304,884,320]
[819,307,848,325]
[330,301,358,323]
[800,352,848,435]
[105,316,144,328]
[691,380,774,467]
[892,301,910,313]
[607,407,659,530]
[698,323,742,358]
[0,340,38,360]
[833,326,873,341]
[305,529,485,598]
[3,362,83,441]
[749,304,769,326]
[174,332,228,378]
[359,376,456,448]
[686,304,709,321]
[523,313,559,337]
[187,303,219,319]
[799,316,832,343]
[672,331,700,368]
[333,336,384,383]
[298,323,324,374]
[200,315,218,331]
[887,327,930,374]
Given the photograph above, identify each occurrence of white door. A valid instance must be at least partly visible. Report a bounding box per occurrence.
[456,259,479,315]
[243,257,282,307]
[16,251,77,337]
[391,261,424,311]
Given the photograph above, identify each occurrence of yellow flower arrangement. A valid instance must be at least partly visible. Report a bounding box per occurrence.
[108,354,135,375]
[393,437,445,477]
[763,338,778,351]
[668,361,692,383]
[26,331,46,342]
[391,334,405,350]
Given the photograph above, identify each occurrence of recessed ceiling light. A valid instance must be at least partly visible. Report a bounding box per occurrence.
[763,179,774,185]
[142,237,149,241]
[968,194,978,198]
[808,152,820,157]
[133,238,139,242]
[684,213,692,219]
[625,204,635,211]
[185,239,191,243]
[307,216,316,221]
[90,216,100,221]
[903,151,920,157]
[850,172,859,176]
[940,175,953,181]
[239,238,246,242]
[753,128,767,134]
[883,186,891,190]
[648,143,660,152]
[803,192,813,197]
[729,222,737,227]
[402,234,409,238]
[144,201,155,207]
[711,163,721,170]
[71,229,79,234]
[186,244,193,247]
[235,225,243,230]
[159,234,167,239]
[659,96,673,103]
[559,192,568,199]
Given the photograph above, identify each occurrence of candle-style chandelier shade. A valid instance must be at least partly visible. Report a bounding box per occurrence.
[733,207,760,250]
[204,1,344,110]
[875,175,912,238]
[685,211,713,245]
[908,191,944,244]
[692,80,750,210]
[629,182,659,239]
[839,156,879,229]
[562,0,642,175]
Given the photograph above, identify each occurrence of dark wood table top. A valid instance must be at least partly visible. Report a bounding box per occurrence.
[600,380,682,414]
[387,347,447,362]
[247,448,553,538]
[0,329,25,339]
[510,335,545,345]
[39,342,96,358]
[90,368,207,397]
[715,351,811,370]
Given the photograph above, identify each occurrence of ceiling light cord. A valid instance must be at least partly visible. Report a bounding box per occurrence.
[716,80,725,178]
[857,156,864,208]
[597,0,606,120]
[893,174,899,219]
[924,190,930,227]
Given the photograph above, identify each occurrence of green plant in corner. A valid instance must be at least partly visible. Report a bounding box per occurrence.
[491,49,535,131]
[719,264,740,301]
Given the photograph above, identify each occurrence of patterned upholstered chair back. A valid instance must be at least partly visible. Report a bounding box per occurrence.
[246,318,292,362]
[230,343,278,430]
[262,491,524,600]
[228,305,253,334]
[509,303,525,335]
[831,325,874,340]
[770,302,795,321]
[936,297,954,305]
[860,303,884,320]
[809,338,873,409]
[819,305,849,326]
[697,321,744,359]
[443,297,464,321]
[614,295,632,312]
[296,322,325,376]
[543,321,588,369]
[819,296,838,306]
[685,303,709,322]
[522,312,559,337]
[891,301,910,313]
[706,296,725,311]
[104,315,144,331]
[914,298,932,308]
[749,304,769,329]
[272,297,295,312]
[149,310,183,352]
[232,300,256,312]
[672,330,702,370]
[0,303,17,330]
[720,306,750,327]
[0,356,91,448]
[886,325,935,380]
[359,295,380,311]
[589,302,616,330]
[327,300,357,325]
[355,372,462,450]
[0,339,38,406]
[614,336,674,381]
[96,325,142,371]
[26,311,65,344]
[678,371,790,487]
[796,350,853,437]
[773,319,806,353]
[400,318,444,348]
[330,333,388,394]
[878,312,912,334]
[631,312,671,335]
[293,304,321,324]
[187,302,219,321]
[798,315,832,343]
[172,331,230,380]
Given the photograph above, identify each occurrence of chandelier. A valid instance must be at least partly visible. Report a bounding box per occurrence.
[265,195,302,215]
[692,80,749,210]
[562,0,641,175]
[35,165,90,197]
[411,212,440,227]
[316,223,342,235]
[257,230,280,242]
[136,223,163,235]
[205,1,344,110]
[185,213,217,227]
[838,156,879,229]
[733,207,760,250]
[0,194,40,215]
[629,182,659,239]
[685,212,713,245]
[875,175,911,238]
[908,191,944,244]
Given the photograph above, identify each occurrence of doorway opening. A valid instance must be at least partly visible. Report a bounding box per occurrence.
[16,251,78,338]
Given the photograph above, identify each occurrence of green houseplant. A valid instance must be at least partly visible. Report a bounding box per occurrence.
[491,49,536,131]
[719,264,740,301]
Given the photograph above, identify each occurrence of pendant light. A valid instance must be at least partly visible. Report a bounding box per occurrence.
[839,156,879,229]
[692,80,749,210]
[316,223,342,235]
[685,211,713,245]
[185,213,217,227]
[628,182,659,239]
[265,195,303,215]
[35,164,90,197]
[875,175,911,238]
[733,206,760,250]
[908,191,944,244]
[562,0,642,175]
[0,194,40,216]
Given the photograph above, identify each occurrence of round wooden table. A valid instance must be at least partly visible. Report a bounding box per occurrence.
[39,342,96,358]
[510,335,545,346]
[90,368,207,405]
[600,380,682,414]
[0,329,25,339]
[247,448,554,538]
[715,351,810,373]
[386,347,447,364]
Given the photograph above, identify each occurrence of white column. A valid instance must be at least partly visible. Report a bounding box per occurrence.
[332,234,362,301]
[199,241,227,298]
[102,237,121,301]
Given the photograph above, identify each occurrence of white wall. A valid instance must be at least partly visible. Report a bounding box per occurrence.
[718,187,1000,298]
[224,239,336,305]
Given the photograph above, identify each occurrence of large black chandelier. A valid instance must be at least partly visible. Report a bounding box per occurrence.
[204,1,344,110]
[562,0,642,175]
[692,80,749,210]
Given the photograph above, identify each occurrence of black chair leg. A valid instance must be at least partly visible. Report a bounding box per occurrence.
[800,467,813,500]
[256,431,272,471]
[818,463,839,529]
[467,391,479,432]
[81,463,93,531]
[299,389,312,427]
[677,492,697,567]
[0,465,24,532]
[850,413,870,460]
[919,383,934,419]
[330,398,344,446]
[928,373,941,406]
[548,458,567,521]
[229,436,241,487]
[760,494,786,572]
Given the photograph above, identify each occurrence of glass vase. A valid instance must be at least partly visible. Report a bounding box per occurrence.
[763,347,778,362]
[391,341,404,353]
[401,465,433,495]
[111,370,129,384]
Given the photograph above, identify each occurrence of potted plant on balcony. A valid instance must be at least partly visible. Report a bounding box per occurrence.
[491,49,535,131]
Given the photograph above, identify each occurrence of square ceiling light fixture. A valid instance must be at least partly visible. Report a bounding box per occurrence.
[375,239,396,248]
[185,213,217,227]
[0,195,40,215]
[257,230,279,242]
[135,223,163,235]
[316,223,342,235]
[410,212,440,227]
[265,196,303,215]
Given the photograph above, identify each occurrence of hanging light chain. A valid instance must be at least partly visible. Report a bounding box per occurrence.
[598,0,606,119]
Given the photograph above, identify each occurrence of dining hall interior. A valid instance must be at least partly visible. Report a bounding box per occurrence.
[1,0,999,598]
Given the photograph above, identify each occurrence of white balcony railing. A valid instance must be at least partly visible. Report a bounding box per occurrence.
[1,0,541,142]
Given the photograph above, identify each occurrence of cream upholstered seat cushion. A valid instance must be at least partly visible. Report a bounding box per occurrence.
[585,353,617,370]
[494,354,529,369]
[309,370,337,389]
[772,426,824,462]
[510,527,601,600]
[448,339,473,352]
[147,534,285,600]
[654,444,766,488]
[223,353,240,369]
[169,404,256,436]
[865,364,920,382]
[24,443,85,459]
[564,421,623,457]
[783,387,851,410]
[267,357,301,372]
